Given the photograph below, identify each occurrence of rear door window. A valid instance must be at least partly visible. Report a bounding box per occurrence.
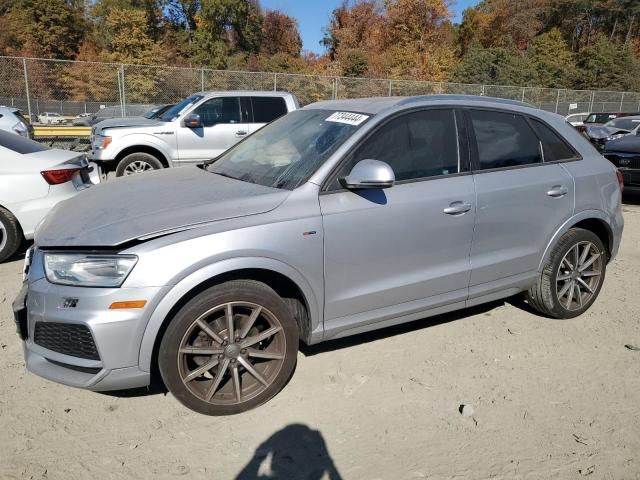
[469,110,542,170]
[530,119,578,162]
[251,97,288,123]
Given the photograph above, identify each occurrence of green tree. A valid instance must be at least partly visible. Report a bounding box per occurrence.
[526,28,576,87]
[454,40,537,85]
[576,34,640,90]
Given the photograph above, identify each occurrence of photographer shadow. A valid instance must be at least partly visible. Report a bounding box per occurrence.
[235,423,343,480]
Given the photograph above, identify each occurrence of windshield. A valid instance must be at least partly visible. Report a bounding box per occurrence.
[159,95,203,122]
[144,104,173,119]
[604,117,640,130]
[585,113,616,124]
[206,109,370,190]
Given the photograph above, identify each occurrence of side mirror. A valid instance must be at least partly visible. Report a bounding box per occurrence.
[339,159,395,190]
[183,113,202,128]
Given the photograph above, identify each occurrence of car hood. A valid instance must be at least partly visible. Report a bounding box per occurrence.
[35,167,289,247]
[584,125,630,139]
[604,134,640,154]
[93,117,162,133]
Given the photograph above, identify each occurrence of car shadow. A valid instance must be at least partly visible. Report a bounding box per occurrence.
[234,424,343,480]
[301,299,507,357]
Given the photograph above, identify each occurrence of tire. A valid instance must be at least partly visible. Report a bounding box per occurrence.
[159,280,299,415]
[115,152,163,177]
[526,228,607,319]
[0,207,22,263]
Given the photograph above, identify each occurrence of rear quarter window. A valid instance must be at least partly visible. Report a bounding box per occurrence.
[530,119,578,162]
[251,97,288,123]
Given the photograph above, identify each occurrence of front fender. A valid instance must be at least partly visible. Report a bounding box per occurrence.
[107,133,175,166]
[137,256,321,372]
[537,209,617,272]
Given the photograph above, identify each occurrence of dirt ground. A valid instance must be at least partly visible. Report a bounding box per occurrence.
[1,200,639,480]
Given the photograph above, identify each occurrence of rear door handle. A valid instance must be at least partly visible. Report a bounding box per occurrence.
[547,185,568,198]
[235,130,248,137]
[443,201,472,215]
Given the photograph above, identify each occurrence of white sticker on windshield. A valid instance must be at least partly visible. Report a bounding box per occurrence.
[326,112,369,126]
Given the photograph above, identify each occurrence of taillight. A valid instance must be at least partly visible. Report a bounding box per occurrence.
[616,169,624,193]
[41,168,80,185]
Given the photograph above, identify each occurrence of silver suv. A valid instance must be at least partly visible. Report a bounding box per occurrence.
[89,91,299,176]
[0,106,33,138]
[14,95,624,416]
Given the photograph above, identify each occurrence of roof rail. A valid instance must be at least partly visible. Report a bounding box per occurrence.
[397,94,533,108]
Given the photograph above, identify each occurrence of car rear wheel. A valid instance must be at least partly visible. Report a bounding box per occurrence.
[0,207,22,263]
[115,152,163,177]
[527,228,606,319]
[159,280,299,415]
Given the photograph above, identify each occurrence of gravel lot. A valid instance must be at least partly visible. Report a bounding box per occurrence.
[1,198,639,480]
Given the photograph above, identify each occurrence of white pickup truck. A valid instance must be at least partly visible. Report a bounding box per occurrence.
[89,91,299,176]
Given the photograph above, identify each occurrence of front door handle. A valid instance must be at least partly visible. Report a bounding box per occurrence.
[235,130,248,137]
[547,185,568,198]
[443,201,472,215]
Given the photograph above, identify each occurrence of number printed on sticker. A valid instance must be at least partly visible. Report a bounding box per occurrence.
[326,112,369,126]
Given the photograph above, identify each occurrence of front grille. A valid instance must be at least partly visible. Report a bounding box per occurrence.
[604,153,640,170]
[34,322,100,360]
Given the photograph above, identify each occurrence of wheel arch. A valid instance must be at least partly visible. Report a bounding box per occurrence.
[112,144,171,170]
[138,258,321,377]
[539,210,614,272]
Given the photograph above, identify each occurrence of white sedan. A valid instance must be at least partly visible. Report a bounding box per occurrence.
[38,112,66,125]
[0,131,99,261]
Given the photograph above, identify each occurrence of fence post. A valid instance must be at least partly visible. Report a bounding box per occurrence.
[388,80,392,96]
[521,87,526,102]
[201,68,205,91]
[119,64,126,117]
[273,73,277,91]
[589,91,595,112]
[22,58,32,121]
[333,77,339,99]
[481,84,485,96]
[619,92,625,111]
[555,89,560,113]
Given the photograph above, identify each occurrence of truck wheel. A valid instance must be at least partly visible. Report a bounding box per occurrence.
[0,207,22,263]
[159,280,299,415]
[115,152,163,177]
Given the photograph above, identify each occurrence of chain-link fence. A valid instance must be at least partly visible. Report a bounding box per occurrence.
[3,55,640,121]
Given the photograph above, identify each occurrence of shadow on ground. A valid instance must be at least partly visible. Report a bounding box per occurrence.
[235,424,343,480]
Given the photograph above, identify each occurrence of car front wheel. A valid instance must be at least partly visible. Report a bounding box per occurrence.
[0,207,22,263]
[159,280,299,415]
[527,228,607,319]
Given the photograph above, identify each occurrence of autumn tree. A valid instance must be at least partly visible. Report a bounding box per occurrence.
[262,10,302,57]
[1,0,85,58]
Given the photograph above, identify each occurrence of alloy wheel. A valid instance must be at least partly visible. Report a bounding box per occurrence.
[555,241,603,311]
[123,160,154,175]
[177,301,286,406]
[0,220,6,253]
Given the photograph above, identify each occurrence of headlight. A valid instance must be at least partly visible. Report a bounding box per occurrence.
[44,253,137,287]
[606,133,625,141]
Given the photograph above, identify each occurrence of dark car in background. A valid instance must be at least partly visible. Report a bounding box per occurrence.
[583,115,640,151]
[577,112,640,133]
[72,104,158,126]
[604,133,640,194]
